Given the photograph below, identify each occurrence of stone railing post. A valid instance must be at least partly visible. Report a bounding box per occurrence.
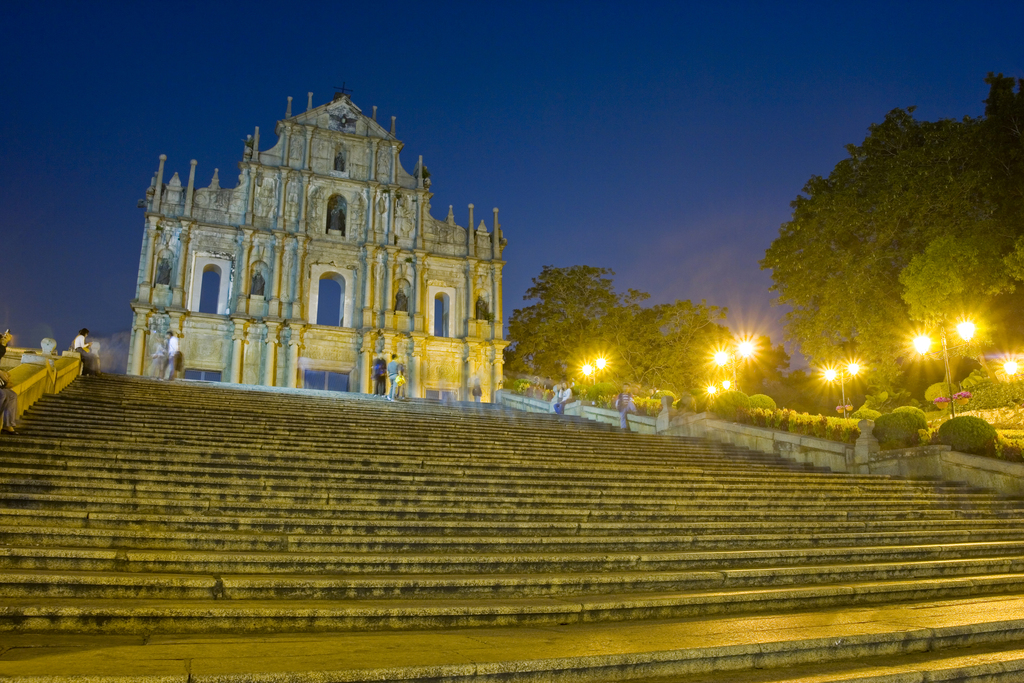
[852,419,879,474]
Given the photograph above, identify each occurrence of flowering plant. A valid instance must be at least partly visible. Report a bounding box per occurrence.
[954,391,972,400]
[933,396,951,405]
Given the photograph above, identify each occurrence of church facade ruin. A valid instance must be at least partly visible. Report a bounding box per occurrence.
[127,92,507,398]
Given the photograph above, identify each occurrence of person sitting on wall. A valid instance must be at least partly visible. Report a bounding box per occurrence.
[73,328,101,376]
[0,367,18,435]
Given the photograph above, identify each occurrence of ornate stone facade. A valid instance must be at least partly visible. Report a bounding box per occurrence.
[127,93,508,399]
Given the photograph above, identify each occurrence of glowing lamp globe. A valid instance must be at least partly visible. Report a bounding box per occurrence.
[1005,360,1019,377]
[957,321,976,341]
[707,384,718,395]
[847,363,860,376]
[714,351,729,367]
[738,341,755,358]
[581,364,593,377]
[913,336,932,355]
[823,369,837,382]
[722,380,731,390]
[595,357,607,370]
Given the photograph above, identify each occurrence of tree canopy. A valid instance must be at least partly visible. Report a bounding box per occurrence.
[504,265,790,396]
[762,73,1024,383]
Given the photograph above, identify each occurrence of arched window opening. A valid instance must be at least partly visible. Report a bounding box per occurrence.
[198,265,222,314]
[327,195,346,235]
[433,292,450,337]
[316,274,345,326]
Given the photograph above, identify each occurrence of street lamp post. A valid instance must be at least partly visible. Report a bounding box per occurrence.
[823,362,861,418]
[913,320,975,418]
[713,340,756,393]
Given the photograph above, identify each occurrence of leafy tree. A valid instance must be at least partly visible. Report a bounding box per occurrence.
[505,265,619,379]
[763,74,1024,383]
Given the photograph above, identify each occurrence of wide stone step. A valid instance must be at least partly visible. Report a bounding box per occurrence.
[4,554,1024,600]
[4,573,1024,634]
[4,596,1024,681]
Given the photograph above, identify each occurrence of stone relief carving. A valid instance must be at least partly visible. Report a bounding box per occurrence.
[307,186,323,223]
[284,177,301,221]
[255,174,278,218]
[328,105,357,133]
[395,193,414,238]
[350,194,365,235]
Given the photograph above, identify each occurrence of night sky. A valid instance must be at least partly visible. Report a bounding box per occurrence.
[2,2,1022,369]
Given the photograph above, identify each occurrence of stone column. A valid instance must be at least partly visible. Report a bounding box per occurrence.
[293,236,310,321]
[172,225,191,308]
[138,225,158,301]
[467,204,475,258]
[263,322,279,386]
[852,420,879,474]
[286,326,301,388]
[464,262,474,338]
[270,231,285,317]
[245,165,257,224]
[235,229,254,313]
[493,263,504,340]
[281,127,291,171]
[304,128,313,171]
[491,347,504,403]
[228,319,246,384]
[128,312,148,376]
[359,334,373,394]
[411,341,424,398]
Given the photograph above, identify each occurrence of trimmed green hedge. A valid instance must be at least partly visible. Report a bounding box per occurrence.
[714,391,750,421]
[850,407,881,421]
[937,416,997,455]
[748,394,777,411]
[874,411,925,449]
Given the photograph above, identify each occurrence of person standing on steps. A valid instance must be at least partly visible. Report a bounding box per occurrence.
[0,331,17,434]
[164,331,181,380]
[151,335,168,379]
[615,384,637,431]
[372,355,388,396]
[73,328,101,376]
[387,354,401,401]
[471,375,483,403]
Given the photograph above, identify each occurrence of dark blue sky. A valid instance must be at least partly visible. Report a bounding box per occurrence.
[2,1,1022,363]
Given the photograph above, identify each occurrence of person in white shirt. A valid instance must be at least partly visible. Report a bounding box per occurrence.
[73,328,101,376]
[164,331,180,380]
[558,381,574,414]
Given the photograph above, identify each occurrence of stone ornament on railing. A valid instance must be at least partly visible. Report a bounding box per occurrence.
[40,338,56,356]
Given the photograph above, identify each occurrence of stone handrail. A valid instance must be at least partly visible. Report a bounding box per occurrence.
[496,391,658,433]
[6,356,82,419]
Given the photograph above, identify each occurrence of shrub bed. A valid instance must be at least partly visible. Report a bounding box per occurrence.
[937,416,997,455]
[874,411,926,449]
[714,391,751,421]
[736,407,860,444]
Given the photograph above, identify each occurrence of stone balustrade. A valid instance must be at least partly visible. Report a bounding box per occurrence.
[4,355,82,420]
[496,390,659,433]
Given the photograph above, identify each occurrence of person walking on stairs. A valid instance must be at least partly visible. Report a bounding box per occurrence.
[0,366,17,434]
[73,329,101,376]
[164,332,181,380]
[615,385,636,431]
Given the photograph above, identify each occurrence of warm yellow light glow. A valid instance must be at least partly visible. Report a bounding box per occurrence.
[957,321,976,342]
[707,384,719,395]
[913,336,932,355]
[1005,360,1019,377]
[595,357,607,370]
[823,369,838,382]
[714,351,729,367]
[847,363,861,376]
[722,380,732,390]
[737,341,755,358]
[581,364,593,377]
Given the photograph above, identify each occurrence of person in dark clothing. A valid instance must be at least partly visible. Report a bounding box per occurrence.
[372,356,388,396]
[0,330,10,362]
[0,331,16,434]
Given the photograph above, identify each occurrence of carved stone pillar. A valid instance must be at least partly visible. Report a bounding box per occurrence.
[410,340,424,399]
[304,128,313,171]
[172,225,191,308]
[184,159,197,217]
[286,326,301,388]
[269,231,285,318]
[464,262,474,338]
[263,322,279,386]
[228,319,246,384]
[128,312,148,376]
[359,334,373,394]
[244,166,256,225]
[493,263,504,340]
[293,236,310,321]
[138,225,158,303]
[235,229,254,313]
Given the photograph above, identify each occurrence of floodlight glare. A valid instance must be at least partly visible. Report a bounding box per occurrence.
[823,369,838,382]
[581,364,593,377]
[737,341,755,358]
[957,321,976,342]
[847,363,860,376]
[595,357,607,370]
[1005,360,1019,377]
[707,384,718,395]
[714,351,729,367]
[913,336,932,355]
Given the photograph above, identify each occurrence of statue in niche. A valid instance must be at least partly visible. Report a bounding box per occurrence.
[154,257,172,286]
[327,195,346,235]
[251,270,266,297]
[375,146,392,183]
[394,279,410,312]
[374,330,385,353]
[333,149,346,172]
[476,295,490,320]
[285,178,300,221]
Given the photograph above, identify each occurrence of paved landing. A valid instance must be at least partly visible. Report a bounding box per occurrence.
[3,595,1024,681]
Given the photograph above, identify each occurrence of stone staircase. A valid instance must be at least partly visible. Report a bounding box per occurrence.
[2,374,1024,680]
